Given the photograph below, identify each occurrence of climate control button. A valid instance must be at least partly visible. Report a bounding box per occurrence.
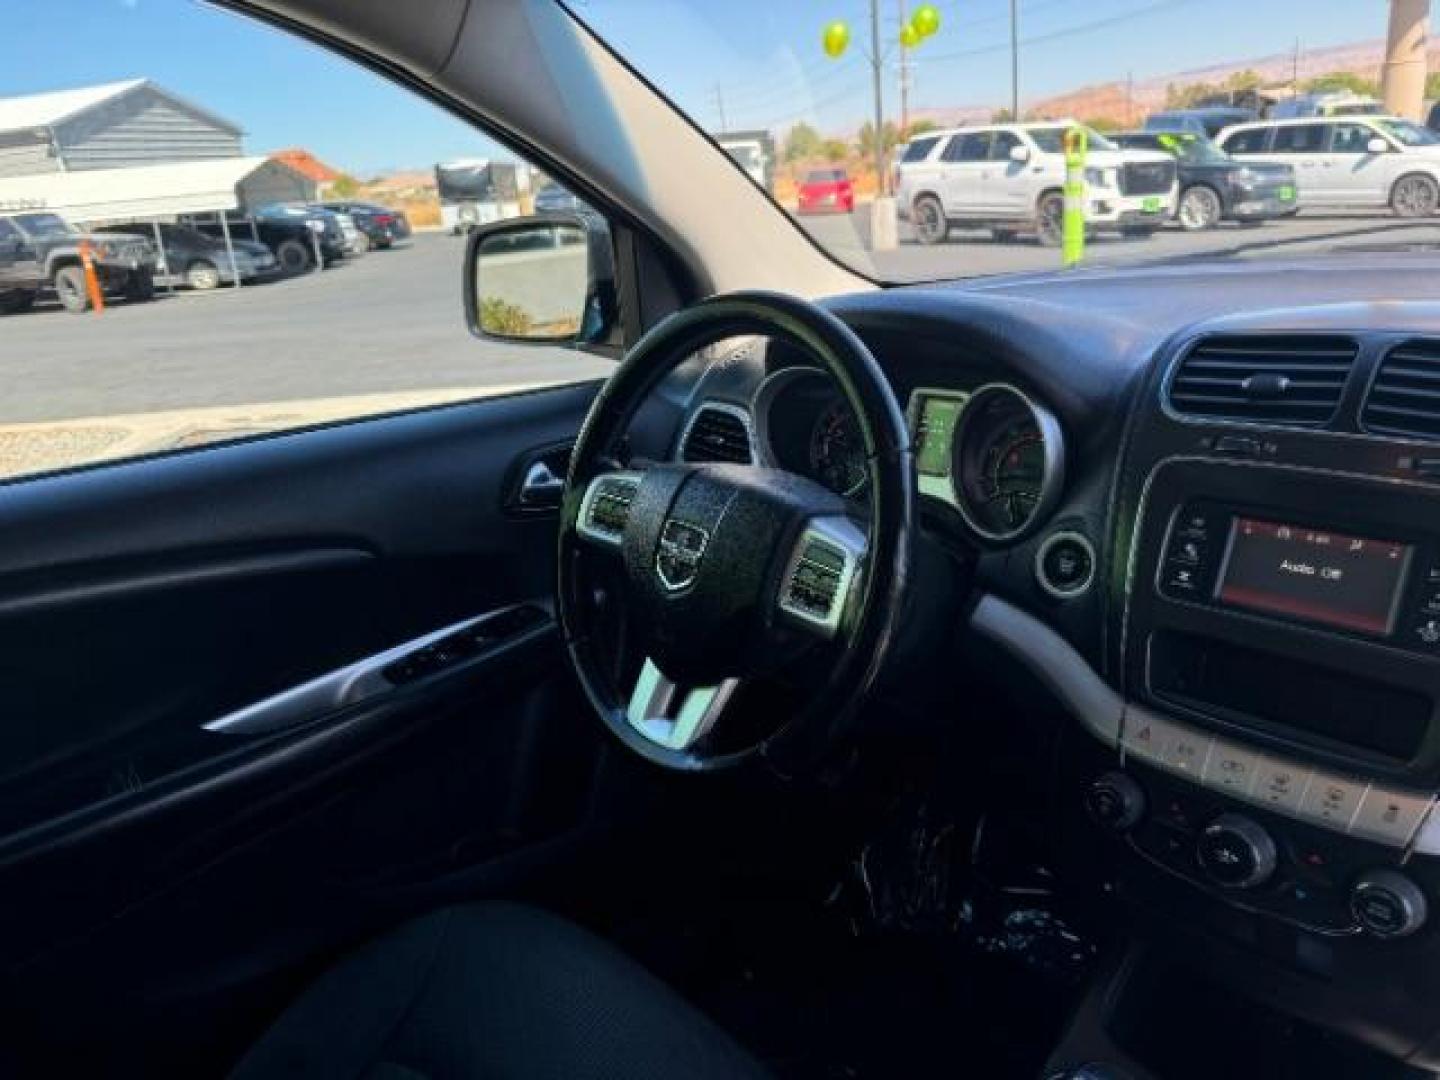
[1197,813,1277,889]
[1351,870,1428,938]
[1086,771,1145,832]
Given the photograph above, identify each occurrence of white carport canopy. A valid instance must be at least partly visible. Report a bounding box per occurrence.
[0,156,313,222]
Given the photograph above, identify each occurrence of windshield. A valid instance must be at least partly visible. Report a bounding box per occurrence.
[577,2,1436,283]
[1376,118,1440,146]
[14,213,73,238]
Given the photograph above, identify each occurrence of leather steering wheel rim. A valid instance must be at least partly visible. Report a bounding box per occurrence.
[557,290,915,771]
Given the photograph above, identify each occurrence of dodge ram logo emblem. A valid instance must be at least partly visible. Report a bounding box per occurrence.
[655,520,708,592]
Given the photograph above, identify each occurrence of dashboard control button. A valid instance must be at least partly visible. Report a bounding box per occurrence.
[1202,742,1260,796]
[1169,536,1205,565]
[1251,757,1311,813]
[1161,560,1204,596]
[1351,870,1428,938]
[1410,616,1440,648]
[1299,774,1367,829]
[1085,771,1145,832]
[1350,788,1432,846]
[1214,435,1262,457]
[1162,728,1212,777]
[1122,711,1173,764]
[1036,532,1096,598]
[1197,814,1277,889]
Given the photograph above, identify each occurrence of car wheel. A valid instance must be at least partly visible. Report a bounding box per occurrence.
[1035,193,1065,247]
[124,268,156,302]
[912,195,948,245]
[186,259,222,290]
[276,239,312,274]
[1391,173,1440,218]
[1177,185,1222,231]
[53,265,90,312]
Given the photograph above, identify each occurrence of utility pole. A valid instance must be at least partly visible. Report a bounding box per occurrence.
[1291,38,1300,98]
[1010,0,1020,119]
[897,0,912,136]
[870,0,885,194]
[713,84,728,132]
[1126,70,1134,125]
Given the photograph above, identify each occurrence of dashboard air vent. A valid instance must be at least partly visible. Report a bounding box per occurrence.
[1169,335,1358,427]
[681,405,753,464]
[1362,340,1440,440]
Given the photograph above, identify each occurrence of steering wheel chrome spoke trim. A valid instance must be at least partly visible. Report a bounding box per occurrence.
[575,470,643,547]
[777,516,867,638]
[626,658,740,750]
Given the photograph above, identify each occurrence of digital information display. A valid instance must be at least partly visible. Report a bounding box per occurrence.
[915,394,965,478]
[1215,516,1413,637]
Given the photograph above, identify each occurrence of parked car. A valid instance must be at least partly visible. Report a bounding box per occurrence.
[532,182,588,213]
[305,206,365,254]
[0,211,156,313]
[1217,115,1440,216]
[1144,107,1257,138]
[316,201,412,249]
[1269,92,1384,119]
[189,206,349,273]
[796,168,855,214]
[1114,130,1298,230]
[896,121,1178,246]
[97,222,278,290]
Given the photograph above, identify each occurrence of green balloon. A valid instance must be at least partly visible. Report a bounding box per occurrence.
[900,23,920,48]
[912,4,941,37]
[822,20,850,58]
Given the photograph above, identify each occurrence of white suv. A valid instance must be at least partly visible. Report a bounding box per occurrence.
[895,121,1178,246]
[1216,116,1440,216]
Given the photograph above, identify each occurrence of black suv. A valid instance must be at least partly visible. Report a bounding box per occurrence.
[188,206,349,274]
[1114,130,1298,230]
[0,211,157,313]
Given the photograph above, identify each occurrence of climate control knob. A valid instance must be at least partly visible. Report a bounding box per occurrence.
[1197,814,1277,889]
[1085,771,1145,832]
[1351,870,1428,939]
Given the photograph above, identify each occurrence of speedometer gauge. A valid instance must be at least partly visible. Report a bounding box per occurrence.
[952,384,1065,542]
[808,400,867,496]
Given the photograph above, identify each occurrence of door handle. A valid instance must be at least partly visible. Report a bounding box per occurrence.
[520,461,565,502]
[507,441,572,513]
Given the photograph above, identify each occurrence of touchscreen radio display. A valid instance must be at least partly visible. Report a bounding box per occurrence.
[1216,517,1413,636]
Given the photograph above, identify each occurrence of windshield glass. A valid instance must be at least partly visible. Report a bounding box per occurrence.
[577,2,1433,283]
[14,213,73,238]
[1376,118,1440,146]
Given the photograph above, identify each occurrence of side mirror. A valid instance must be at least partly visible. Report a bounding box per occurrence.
[464,212,615,345]
[1367,136,1391,154]
[1009,145,1032,164]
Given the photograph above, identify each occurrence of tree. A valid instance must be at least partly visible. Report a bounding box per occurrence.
[1224,69,1263,96]
[991,107,1016,123]
[856,120,901,157]
[330,173,360,198]
[1087,116,1124,133]
[783,122,822,163]
[1428,72,1440,100]
[1304,71,1379,97]
[821,139,849,163]
[903,118,939,139]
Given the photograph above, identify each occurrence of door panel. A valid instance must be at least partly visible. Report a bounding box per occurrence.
[0,379,638,1070]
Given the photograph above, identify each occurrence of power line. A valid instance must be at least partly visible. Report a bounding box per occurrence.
[913,0,1200,65]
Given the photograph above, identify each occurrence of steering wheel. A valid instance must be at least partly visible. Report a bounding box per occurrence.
[557,291,914,771]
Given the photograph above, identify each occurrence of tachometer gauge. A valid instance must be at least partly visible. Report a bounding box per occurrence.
[808,399,867,496]
[952,384,1065,542]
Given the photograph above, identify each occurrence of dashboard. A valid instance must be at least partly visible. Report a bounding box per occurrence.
[661,255,1440,1073]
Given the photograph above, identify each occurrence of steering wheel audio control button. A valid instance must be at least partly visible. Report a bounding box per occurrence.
[1197,814,1277,889]
[1036,531,1096,599]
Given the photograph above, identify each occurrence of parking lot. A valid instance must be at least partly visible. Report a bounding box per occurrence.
[5,207,1440,479]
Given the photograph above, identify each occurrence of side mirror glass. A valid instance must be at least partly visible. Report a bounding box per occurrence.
[464,212,614,344]
[1366,137,1390,154]
[1009,145,1032,163]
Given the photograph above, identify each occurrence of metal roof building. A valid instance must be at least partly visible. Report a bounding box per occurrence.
[0,79,244,179]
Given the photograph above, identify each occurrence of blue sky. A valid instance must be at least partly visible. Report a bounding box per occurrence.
[3,0,1389,173]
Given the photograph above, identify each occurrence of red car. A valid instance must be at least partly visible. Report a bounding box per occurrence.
[796,168,855,214]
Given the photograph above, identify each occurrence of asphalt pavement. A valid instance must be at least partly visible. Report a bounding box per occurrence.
[5,213,1440,435]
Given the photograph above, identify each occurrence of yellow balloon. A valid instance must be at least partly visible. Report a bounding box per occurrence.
[822,20,850,58]
[899,23,920,48]
[912,4,941,37]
